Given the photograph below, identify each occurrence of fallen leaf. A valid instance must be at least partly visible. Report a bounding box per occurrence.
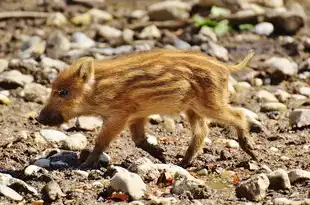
[233,175,240,185]
[106,192,128,202]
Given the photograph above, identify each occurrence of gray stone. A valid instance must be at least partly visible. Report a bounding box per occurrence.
[148,1,191,21]
[71,32,95,49]
[252,22,274,36]
[198,27,217,42]
[110,166,146,200]
[265,57,297,77]
[20,36,46,57]
[171,175,209,199]
[0,70,33,88]
[207,41,228,61]
[0,185,23,201]
[19,83,50,104]
[173,38,191,50]
[267,169,291,190]
[114,45,134,55]
[236,174,270,201]
[76,116,102,131]
[0,59,8,73]
[49,151,78,167]
[275,89,291,102]
[40,129,68,142]
[62,133,87,151]
[34,158,51,168]
[41,56,68,72]
[289,109,310,128]
[24,165,48,177]
[123,29,135,43]
[261,102,287,112]
[98,25,122,44]
[139,25,161,39]
[257,90,278,102]
[47,31,70,58]
[288,169,310,184]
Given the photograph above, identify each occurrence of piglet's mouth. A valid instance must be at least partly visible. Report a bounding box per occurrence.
[36,108,65,126]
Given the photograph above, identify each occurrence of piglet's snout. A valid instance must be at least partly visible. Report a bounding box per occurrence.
[36,108,64,126]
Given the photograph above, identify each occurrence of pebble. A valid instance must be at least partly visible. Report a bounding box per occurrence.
[114,45,134,55]
[252,22,274,36]
[41,56,68,72]
[234,82,252,92]
[256,90,278,102]
[149,114,163,124]
[273,197,310,205]
[0,94,11,105]
[49,151,78,167]
[19,83,50,104]
[198,26,217,42]
[0,70,34,88]
[34,158,51,168]
[130,10,148,19]
[46,12,68,27]
[24,165,48,177]
[275,89,291,102]
[20,36,46,57]
[123,29,135,43]
[173,38,191,50]
[289,109,310,128]
[299,87,310,97]
[291,94,307,100]
[98,25,123,44]
[288,169,310,184]
[264,0,283,8]
[43,180,65,201]
[148,0,191,21]
[139,25,161,39]
[73,170,89,178]
[40,129,68,142]
[110,166,147,200]
[267,169,291,190]
[261,102,287,112]
[71,13,92,25]
[226,139,239,148]
[0,59,8,73]
[269,147,279,152]
[265,57,298,77]
[76,116,102,131]
[62,133,87,151]
[236,173,270,201]
[207,41,228,61]
[204,137,212,145]
[253,78,263,87]
[0,173,38,196]
[88,9,113,22]
[71,32,95,49]
[0,185,23,201]
[147,196,178,205]
[47,30,70,53]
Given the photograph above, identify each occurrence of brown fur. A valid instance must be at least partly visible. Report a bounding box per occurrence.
[37,49,257,168]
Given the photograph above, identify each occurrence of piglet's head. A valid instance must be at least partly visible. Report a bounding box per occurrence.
[36,57,95,126]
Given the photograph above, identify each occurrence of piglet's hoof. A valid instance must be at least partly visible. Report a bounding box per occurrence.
[78,152,100,169]
[136,140,166,163]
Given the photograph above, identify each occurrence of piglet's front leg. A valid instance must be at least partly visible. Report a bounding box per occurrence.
[79,115,128,169]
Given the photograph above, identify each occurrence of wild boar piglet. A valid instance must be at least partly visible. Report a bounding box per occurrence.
[36,49,257,168]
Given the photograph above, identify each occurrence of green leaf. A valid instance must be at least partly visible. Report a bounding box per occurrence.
[214,19,231,36]
[210,6,231,17]
[239,24,254,31]
[192,14,218,27]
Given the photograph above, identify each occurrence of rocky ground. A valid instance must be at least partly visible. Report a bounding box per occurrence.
[0,0,310,204]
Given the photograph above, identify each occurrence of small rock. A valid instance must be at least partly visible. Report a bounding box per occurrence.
[234,82,252,92]
[226,139,239,148]
[147,196,178,205]
[0,173,38,196]
[173,38,191,50]
[130,10,148,19]
[0,59,8,73]
[288,169,310,184]
[299,87,310,97]
[253,78,263,87]
[24,165,48,177]
[257,90,278,102]
[0,94,11,105]
[46,12,68,27]
[265,57,297,77]
[264,0,283,8]
[248,161,259,171]
[49,151,78,167]
[40,129,68,142]
[0,185,23,201]
[123,29,135,43]
[148,1,191,21]
[0,70,33,89]
[261,102,287,112]
[252,22,274,36]
[34,158,51,168]
[204,137,212,145]
[20,36,46,57]
[260,165,272,173]
[47,31,70,58]
[62,133,87,151]
[149,114,163,124]
[71,13,92,25]
[98,25,123,44]
[206,41,228,61]
[41,56,68,72]
[76,116,102,131]
[289,109,310,128]
[88,9,113,22]
[71,32,95,49]
[171,175,209,199]
[110,166,146,200]
[73,170,89,178]
[139,25,161,39]
[270,147,279,152]
[267,169,291,190]
[146,134,158,146]
[198,27,217,42]
[275,89,291,102]
[280,156,290,161]
[114,45,134,55]
[19,83,50,104]
[236,174,270,201]
[291,94,307,100]
[43,180,65,201]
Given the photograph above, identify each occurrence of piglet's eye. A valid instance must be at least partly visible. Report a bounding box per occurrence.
[58,88,69,97]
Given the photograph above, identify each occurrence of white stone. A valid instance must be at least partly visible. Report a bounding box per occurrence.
[122,29,135,43]
[198,27,217,42]
[275,89,291,102]
[71,13,92,25]
[0,185,23,201]
[267,169,291,190]
[98,25,122,43]
[252,22,274,36]
[265,57,297,76]
[226,139,239,148]
[264,0,283,8]
[73,170,89,178]
[257,90,278,102]
[88,9,113,22]
[288,169,310,184]
[261,102,287,112]
[148,1,191,21]
[110,166,146,200]
[139,25,161,39]
[163,116,175,132]
[171,175,206,195]
[299,87,310,97]
[234,82,252,92]
[146,134,158,146]
[0,94,11,105]
[76,116,102,131]
[0,70,33,88]
[71,32,95,49]
[149,114,163,123]
[270,147,279,152]
[208,41,228,61]
[40,129,68,142]
[0,59,8,73]
[62,133,87,151]
[289,109,310,128]
[24,165,48,177]
[41,56,68,72]
[291,94,307,100]
[19,83,50,104]
[236,174,270,201]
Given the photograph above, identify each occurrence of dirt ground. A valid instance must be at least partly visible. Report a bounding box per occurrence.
[0,0,310,205]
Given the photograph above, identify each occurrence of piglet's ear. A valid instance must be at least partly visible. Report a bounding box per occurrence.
[77,57,94,82]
